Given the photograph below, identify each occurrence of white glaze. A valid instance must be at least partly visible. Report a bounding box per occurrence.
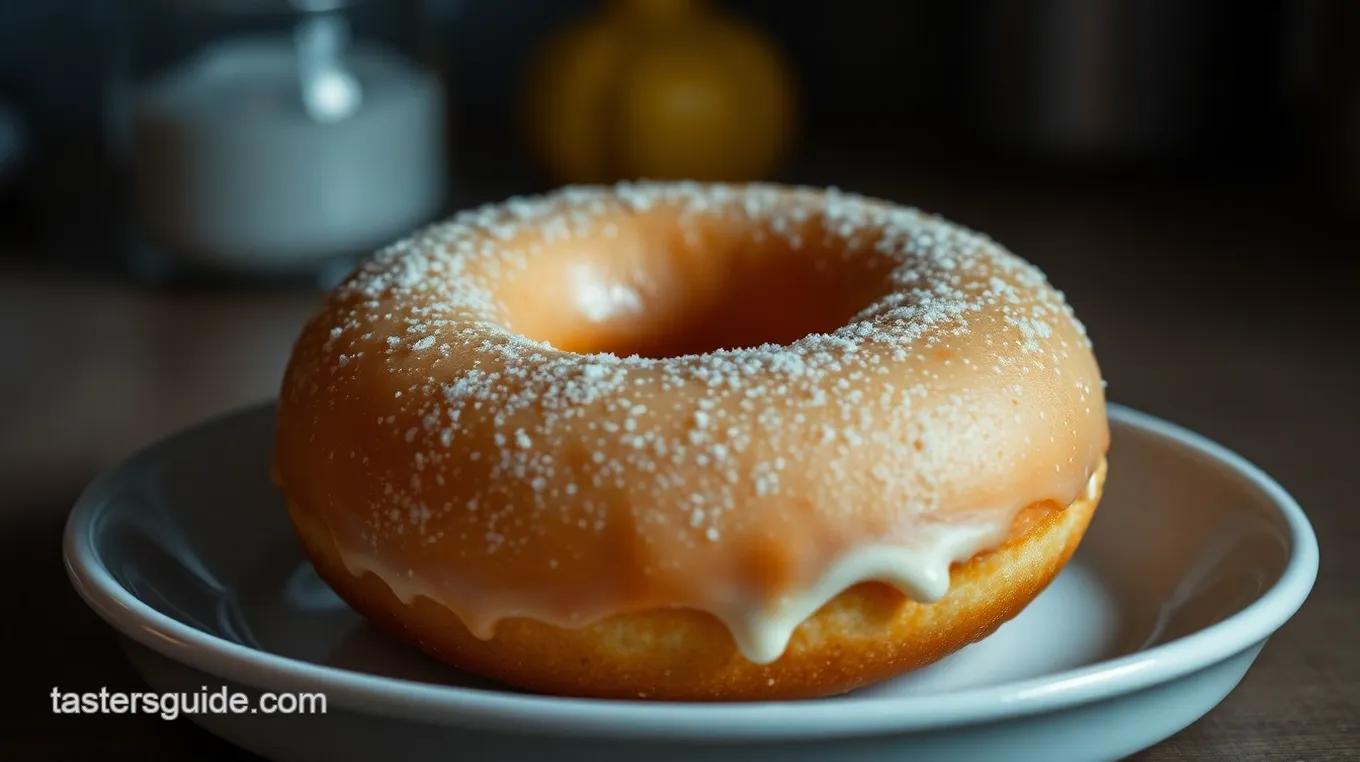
[328,468,1104,664]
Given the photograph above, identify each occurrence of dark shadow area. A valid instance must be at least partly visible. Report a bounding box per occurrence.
[0,498,257,759]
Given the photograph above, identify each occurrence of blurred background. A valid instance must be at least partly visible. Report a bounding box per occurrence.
[1,1,1357,758]
[0,0,1358,267]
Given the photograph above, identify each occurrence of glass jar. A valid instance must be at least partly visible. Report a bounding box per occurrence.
[106,0,448,287]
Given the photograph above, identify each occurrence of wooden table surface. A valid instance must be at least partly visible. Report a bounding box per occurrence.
[1,157,1356,759]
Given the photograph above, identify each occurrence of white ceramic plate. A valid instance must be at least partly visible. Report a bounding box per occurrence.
[63,403,1318,762]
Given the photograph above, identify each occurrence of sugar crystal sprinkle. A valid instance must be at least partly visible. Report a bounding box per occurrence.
[289,181,1095,556]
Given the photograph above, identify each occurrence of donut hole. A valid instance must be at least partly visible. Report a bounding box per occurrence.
[494,209,898,358]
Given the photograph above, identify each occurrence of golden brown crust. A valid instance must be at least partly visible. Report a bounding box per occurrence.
[275,182,1110,699]
[290,465,1101,701]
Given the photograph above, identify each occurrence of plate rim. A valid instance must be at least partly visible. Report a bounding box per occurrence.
[62,401,1320,741]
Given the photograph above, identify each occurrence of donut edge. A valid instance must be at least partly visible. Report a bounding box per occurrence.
[287,459,1104,701]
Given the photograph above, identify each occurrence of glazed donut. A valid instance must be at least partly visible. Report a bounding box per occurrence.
[273,181,1109,701]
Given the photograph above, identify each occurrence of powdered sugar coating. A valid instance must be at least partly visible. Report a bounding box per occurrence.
[277,180,1107,634]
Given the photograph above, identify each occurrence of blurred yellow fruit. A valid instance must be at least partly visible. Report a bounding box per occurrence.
[523,0,797,184]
